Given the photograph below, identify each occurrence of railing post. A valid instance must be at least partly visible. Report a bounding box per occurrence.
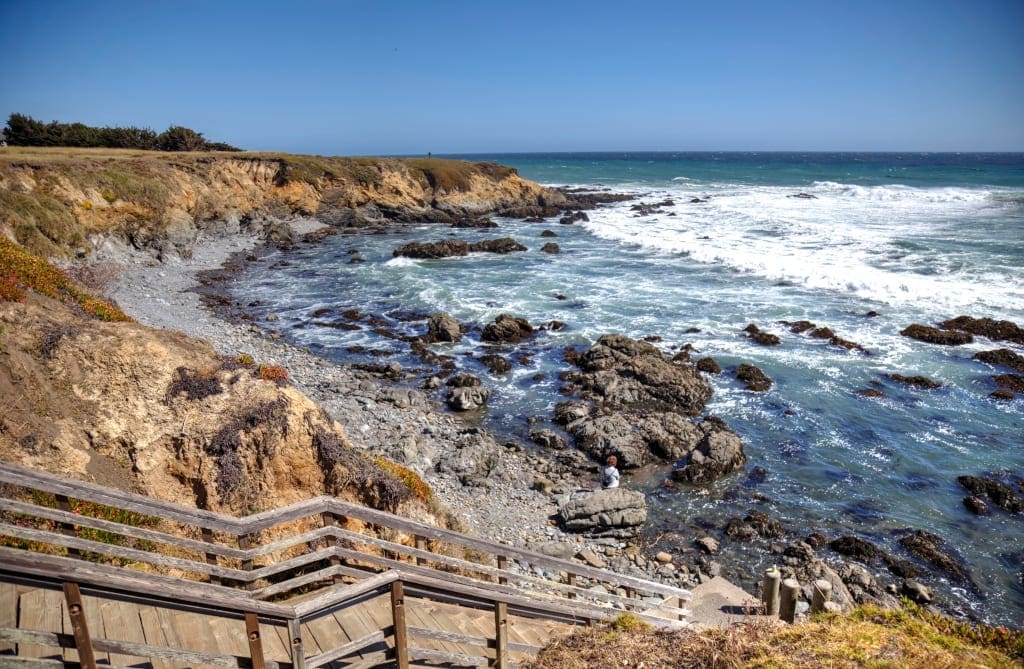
[287,618,306,669]
[494,601,509,669]
[322,512,342,583]
[415,535,427,566]
[625,586,636,610]
[201,528,221,585]
[55,494,81,559]
[567,573,577,599]
[762,566,781,616]
[780,578,800,623]
[63,582,97,669]
[811,579,832,614]
[238,533,254,590]
[391,581,409,669]
[496,555,508,585]
[244,612,266,669]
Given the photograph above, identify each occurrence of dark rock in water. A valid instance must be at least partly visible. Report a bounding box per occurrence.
[469,237,528,254]
[963,496,989,514]
[882,556,921,579]
[865,310,880,318]
[901,579,932,604]
[939,315,1024,345]
[888,373,941,389]
[446,385,491,411]
[724,510,785,541]
[900,324,973,346]
[524,216,545,223]
[957,475,1024,513]
[542,320,566,331]
[540,242,560,254]
[829,536,881,563]
[540,229,558,237]
[685,326,701,333]
[481,314,534,343]
[557,488,647,538]
[898,530,972,583]
[347,257,364,264]
[858,388,886,398]
[784,320,816,334]
[788,192,817,199]
[805,532,828,549]
[994,374,1024,393]
[990,389,1016,400]
[670,419,747,484]
[744,323,781,346]
[394,239,469,259]
[558,211,590,225]
[553,401,590,425]
[530,429,568,450]
[446,373,481,388]
[783,320,868,352]
[973,348,1024,373]
[478,353,512,374]
[644,335,663,343]
[451,217,497,228]
[690,197,708,204]
[425,312,462,343]
[736,364,772,392]
[696,357,722,374]
[672,350,690,363]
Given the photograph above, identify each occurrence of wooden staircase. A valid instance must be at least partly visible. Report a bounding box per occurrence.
[0,462,690,668]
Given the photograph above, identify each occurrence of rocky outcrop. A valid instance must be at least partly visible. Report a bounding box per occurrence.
[783,320,868,353]
[900,324,973,346]
[973,348,1024,373]
[425,312,462,343]
[557,488,648,538]
[0,151,565,260]
[434,428,500,486]
[481,314,534,343]
[540,242,560,254]
[736,364,772,392]
[939,316,1024,345]
[898,530,973,585]
[744,324,780,346]
[888,373,942,389]
[392,237,527,259]
[956,475,1024,513]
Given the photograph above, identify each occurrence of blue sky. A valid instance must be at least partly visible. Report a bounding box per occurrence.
[1,0,1022,154]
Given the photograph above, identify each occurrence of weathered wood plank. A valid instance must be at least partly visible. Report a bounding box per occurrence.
[334,650,391,669]
[0,583,19,654]
[392,581,409,669]
[304,630,385,669]
[286,618,306,669]
[15,589,63,660]
[136,606,173,669]
[290,571,398,618]
[0,653,69,668]
[63,583,97,669]
[90,635,247,667]
[408,646,488,667]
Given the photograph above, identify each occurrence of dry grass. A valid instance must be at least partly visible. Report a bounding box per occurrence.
[524,605,1023,669]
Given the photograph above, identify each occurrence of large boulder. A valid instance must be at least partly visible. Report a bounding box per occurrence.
[939,316,1024,345]
[393,240,469,259]
[468,237,527,254]
[435,428,500,486]
[446,386,490,411]
[425,312,462,343]
[558,488,648,538]
[671,419,747,484]
[900,324,973,346]
[481,314,534,343]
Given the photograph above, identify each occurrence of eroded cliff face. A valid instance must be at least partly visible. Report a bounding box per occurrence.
[0,149,566,258]
[0,292,437,521]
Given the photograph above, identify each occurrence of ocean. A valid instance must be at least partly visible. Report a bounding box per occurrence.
[230,152,1024,626]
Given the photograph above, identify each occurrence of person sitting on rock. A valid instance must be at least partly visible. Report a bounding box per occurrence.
[600,455,620,489]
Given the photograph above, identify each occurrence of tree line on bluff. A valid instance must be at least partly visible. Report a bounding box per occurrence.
[1,113,241,152]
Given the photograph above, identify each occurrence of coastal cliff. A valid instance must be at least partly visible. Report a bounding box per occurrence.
[0,147,566,259]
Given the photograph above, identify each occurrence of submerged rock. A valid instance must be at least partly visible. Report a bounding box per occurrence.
[393,239,469,259]
[898,530,972,583]
[540,242,560,254]
[957,475,1024,513]
[888,373,942,389]
[900,324,973,346]
[478,353,512,374]
[744,323,781,346]
[994,374,1024,393]
[973,348,1024,373]
[696,357,722,374]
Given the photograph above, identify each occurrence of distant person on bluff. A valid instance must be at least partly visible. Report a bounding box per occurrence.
[600,455,620,489]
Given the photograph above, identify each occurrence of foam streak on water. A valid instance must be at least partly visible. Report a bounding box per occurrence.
[232,153,1024,627]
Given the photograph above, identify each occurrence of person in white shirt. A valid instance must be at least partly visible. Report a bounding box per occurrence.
[600,454,620,489]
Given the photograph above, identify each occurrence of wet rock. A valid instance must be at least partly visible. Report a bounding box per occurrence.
[939,315,1024,345]
[888,374,941,389]
[670,419,747,484]
[956,475,1024,513]
[990,389,1016,400]
[994,374,1024,393]
[540,242,560,254]
[785,320,816,334]
[553,401,591,425]
[468,237,528,254]
[530,429,568,450]
[559,211,590,225]
[973,348,1024,373]
[567,412,648,467]
[900,324,973,346]
[425,312,462,343]
[540,229,558,237]
[696,357,722,374]
[393,239,469,259]
[557,488,648,538]
[446,386,491,411]
[898,530,971,583]
[446,374,481,388]
[857,388,886,398]
[963,496,989,514]
[829,536,880,563]
[542,320,566,331]
[901,579,932,604]
[480,314,534,344]
[736,364,772,392]
[479,353,512,374]
[636,411,703,461]
[723,510,784,541]
[788,192,817,199]
[744,324,781,346]
[696,536,720,554]
[451,217,498,228]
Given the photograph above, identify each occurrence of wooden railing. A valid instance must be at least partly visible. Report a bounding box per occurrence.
[0,461,690,668]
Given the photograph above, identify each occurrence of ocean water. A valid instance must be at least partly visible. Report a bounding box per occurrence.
[231,153,1024,626]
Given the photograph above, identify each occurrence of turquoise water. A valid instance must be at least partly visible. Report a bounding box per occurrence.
[234,153,1024,626]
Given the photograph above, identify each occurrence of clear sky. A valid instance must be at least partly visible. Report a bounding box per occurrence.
[1,0,1022,154]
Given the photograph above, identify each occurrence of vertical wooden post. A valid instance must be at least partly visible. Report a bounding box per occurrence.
[567,573,577,599]
[63,583,97,669]
[493,601,509,669]
[415,535,427,566]
[391,581,409,669]
[811,579,832,614]
[762,566,781,616]
[496,555,508,585]
[322,512,342,583]
[625,586,636,610]
[287,618,306,669]
[238,533,254,590]
[244,612,266,669]
[55,495,80,559]
[779,578,800,623]
[201,528,221,585]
